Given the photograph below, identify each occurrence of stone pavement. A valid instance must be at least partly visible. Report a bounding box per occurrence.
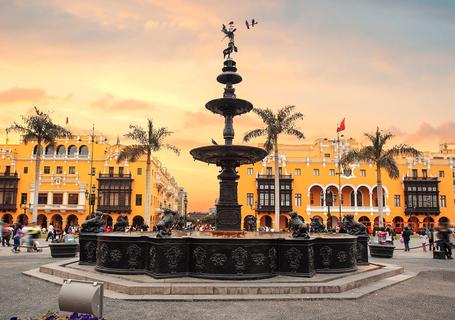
[1,237,454,320]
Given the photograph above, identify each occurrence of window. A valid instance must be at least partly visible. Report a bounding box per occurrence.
[21,193,27,205]
[247,168,253,175]
[394,195,401,207]
[68,193,79,205]
[422,169,428,178]
[56,166,63,174]
[38,193,48,204]
[68,145,77,156]
[440,195,447,208]
[439,170,445,178]
[266,167,272,175]
[69,166,76,174]
[412,169,418,178]
[279,167,283,175]
[5,166,10,174]
[360,169,366,177]
[135,194,142,206]
[79,145,89,156]
[295,168,301,176]
[246,193,254,206]
[295,194,302,206]
[324,153,331,158]
[329,169,335,176]
[43,166,50,174]
[119,167,124,176]
[53,193,63,204]
[137,168,143,175]
[23,167,28,174]
[313,169,320,176]
[91,167,96,176]
[108,167,114,176]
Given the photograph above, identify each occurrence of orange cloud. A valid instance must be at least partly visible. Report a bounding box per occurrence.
[91,95,154,111]
[389,122,455,149]
[0,87,47,103]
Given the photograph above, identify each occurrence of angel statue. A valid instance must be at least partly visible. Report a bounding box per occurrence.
[221,21,238,59]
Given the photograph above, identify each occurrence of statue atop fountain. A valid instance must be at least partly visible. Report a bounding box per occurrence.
[190,22,268,230]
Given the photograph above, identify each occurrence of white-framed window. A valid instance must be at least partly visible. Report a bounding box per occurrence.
[394,195,400,207]
[295,194,302,206]
[440,195,447,207]
[69,166,76,174]
[439,170,445,178]
[360,169,366,177]
[266,167,272,175]
[247,193,254,206]
[247,168,254,175]
[295,168,301,176]
[329,169,335,176]
[313,169,320,176]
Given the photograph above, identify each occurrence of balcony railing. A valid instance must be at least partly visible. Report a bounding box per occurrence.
[257,205,292,213]
[306,205,391,213]
[404,176,438,181]
[0,203,17,212]
[404,206,440,215]
[257,174,293,179]
[37,204,85,212]
[98,173,132,179]
[97,205,132,213]
[0,172,18,178]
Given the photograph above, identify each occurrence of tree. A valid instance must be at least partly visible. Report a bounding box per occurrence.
[243,105,304,231]
[341,127,421,228]
[117,119,180,227]
[8,107,71,224]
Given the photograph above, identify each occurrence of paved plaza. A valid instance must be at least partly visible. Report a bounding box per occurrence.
[1,238,454,320]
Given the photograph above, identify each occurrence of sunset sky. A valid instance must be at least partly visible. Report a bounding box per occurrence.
[1,1,454,211]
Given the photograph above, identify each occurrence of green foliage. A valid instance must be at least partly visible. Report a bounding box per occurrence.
[243,105,304,152]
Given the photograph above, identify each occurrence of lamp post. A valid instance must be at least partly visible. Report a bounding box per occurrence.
[85,184,96,215]
[249,200,258,231]
[326,190,333,231]
[184,192,188,228]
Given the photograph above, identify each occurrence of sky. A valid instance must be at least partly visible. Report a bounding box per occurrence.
[0,0,454,211]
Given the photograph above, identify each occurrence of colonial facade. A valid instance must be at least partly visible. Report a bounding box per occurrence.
[238,139,455,231]
[0,134,183,229]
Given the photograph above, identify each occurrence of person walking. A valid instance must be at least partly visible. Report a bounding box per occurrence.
[428,228,435,251]
[2,223,12,246]
[46,224,54,242]
[11,225,23,253]
[402,226,413,252]
[438,223,453,259]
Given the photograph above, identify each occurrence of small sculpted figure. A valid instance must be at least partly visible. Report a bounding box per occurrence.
[244,216,257,231]
[288,211,310,239]
[340,214,368,235]
[310,217,326,233]
[156,208,178,238]
[113,215,129,232]
[81,211,107,233]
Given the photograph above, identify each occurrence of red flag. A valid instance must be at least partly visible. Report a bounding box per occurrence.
[65,117,69,125]
[337,118,345,133]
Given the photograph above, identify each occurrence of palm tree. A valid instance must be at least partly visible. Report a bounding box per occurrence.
[7,107,71,224]
[117,119,180,227]
[341,127,421,229]
[243,105,304,231]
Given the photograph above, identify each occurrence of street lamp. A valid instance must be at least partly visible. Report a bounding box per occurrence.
[85,184,96,215]
[184,192,188,228]
[326,190,333,231]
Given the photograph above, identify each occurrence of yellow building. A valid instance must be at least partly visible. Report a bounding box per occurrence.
[238,139,455,231]
[0,134,183,229]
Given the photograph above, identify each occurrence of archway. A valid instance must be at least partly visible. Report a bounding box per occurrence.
[423,216,434,229]
[17,214,29,226]
[392,216,404,230]
[79,145,89,156]
[260,215,272,228]
[407,216,420,230]
[312,215,324,223]
[279,215,289,231]
[67,145,77,156]
[374,216,386,227]
[67,214,79,227]
[372,186,386,207]
[117,215,129,224]
[325,185,339,206]
[132,215,144,228]
[438,216,449,225]
[358,216,371,226]
[2,213,13,224]
[350,190,364,206]
[357,186,370,206]
[328,216,338,228]
[45,145,55,156]
[56,145,66,157]
[50,214,63,229]
[37,214,48,229]
[309,185,324,206]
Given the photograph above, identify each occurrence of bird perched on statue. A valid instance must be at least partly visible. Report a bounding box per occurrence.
[245,19,258,29]
[211,138,218,145]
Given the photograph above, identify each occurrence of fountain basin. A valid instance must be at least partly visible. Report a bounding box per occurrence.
[205,97,253,116]
[190,145,268,165]
[80,232,365,280]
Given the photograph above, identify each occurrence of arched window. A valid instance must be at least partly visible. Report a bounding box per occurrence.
[67,145,77,156]
[79,145,89,156]
[358,216,370,226]
[45,145,55,155]
[56,145,66,157]
[33,145,39,155]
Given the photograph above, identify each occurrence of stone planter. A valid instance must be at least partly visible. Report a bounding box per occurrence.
[369,244,395,258]
[49,242,79,258]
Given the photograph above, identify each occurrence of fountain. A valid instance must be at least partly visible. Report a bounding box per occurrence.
[78,22,368,280]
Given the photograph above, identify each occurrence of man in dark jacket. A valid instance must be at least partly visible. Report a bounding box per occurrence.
[438,224,453,259]
[402,227,413,252]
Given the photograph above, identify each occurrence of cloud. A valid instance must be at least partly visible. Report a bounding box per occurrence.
[0,87,47,103]
[392,121,455,146]
[183,110,218,127]
[91,95,154,111]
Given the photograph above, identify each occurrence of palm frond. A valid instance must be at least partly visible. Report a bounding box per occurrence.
[341,147,375,166]
[277,105,296,123]
[284,128,304,140]
[243,129,266,142]
[164,144,180,155]
[252,108,275,127]
[385,144,422,159]
[380,157,400,179]
[117,145,147,163]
